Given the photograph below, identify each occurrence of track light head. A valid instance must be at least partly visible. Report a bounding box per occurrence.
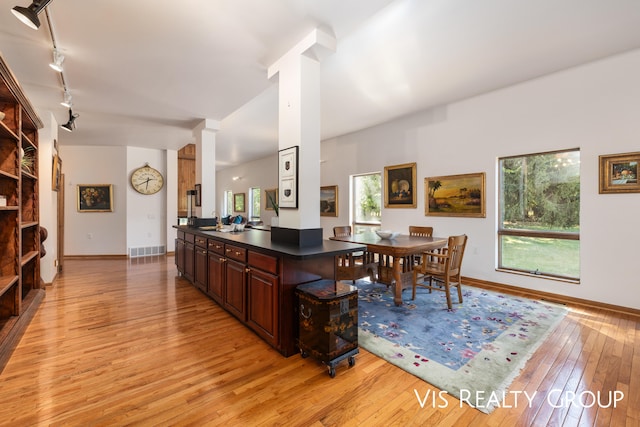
[60,108,78,132]
[49,49,64,72]
[61,91,72,108]
[11,0,54,30]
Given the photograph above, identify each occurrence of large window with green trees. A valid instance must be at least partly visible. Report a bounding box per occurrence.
[223,190,233,216]
[499,148,580,281]
[352,172,381,233]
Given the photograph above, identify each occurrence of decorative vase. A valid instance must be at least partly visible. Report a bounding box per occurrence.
[271,216,279,227]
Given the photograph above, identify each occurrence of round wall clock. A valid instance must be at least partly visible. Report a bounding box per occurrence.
[130,163,164,195]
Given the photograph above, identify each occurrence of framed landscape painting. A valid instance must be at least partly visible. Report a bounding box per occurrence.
[425,172,485,217]
[599,152,639,194]
[234,193,246,212]
[384,162,416,208]
[77,184,113,212]
[320,185,338,217]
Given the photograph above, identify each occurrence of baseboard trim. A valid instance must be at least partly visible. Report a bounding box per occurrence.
[64,255,129,260]
[463,276,640,318]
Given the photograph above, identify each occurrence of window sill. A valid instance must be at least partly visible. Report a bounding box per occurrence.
[496,268,580,285]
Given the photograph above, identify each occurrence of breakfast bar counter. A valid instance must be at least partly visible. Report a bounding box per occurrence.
[174,226,364,357]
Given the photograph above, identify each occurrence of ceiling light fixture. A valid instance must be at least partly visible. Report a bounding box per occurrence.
[49,48,64,72]
[11,0,54,30]
[60,108,78,132]
[60,90,72,108]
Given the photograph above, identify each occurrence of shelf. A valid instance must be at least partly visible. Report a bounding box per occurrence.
[21,134,36,150]
[0,120,18,140]
[20,221,38,229]
[21,170,37,181]
[0,169,19,180]
[20,251,38,267]
[0,206,19,212]
[0,275,18,298]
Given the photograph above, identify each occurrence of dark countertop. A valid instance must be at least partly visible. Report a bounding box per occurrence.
[175,225,365,260]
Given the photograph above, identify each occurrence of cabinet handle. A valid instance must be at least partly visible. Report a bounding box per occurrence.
[226,248,231,253]
[245,268,251,273]
[219,258,226,262]
[235,251,242,256]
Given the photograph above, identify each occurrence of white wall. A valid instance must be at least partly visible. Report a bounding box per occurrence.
[217,49,640,310]
[37,112,58,283]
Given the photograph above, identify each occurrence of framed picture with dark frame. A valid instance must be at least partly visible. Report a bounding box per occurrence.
[599,152,639,194]
[234,192,246,212]
[77,184,113,212]
[52,154,62,191]
[194,183,202,206]
[384,162,417,208]
[320,185,338,217]
[424,172,486,217]
[278,145,298,209]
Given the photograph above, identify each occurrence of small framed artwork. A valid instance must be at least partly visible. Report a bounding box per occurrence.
[425,172,486,217]
[278,146,298,208]
[77,184,113,212]
[234,192,246,212]
[384,162,417,208]
[52,154,62,191]
[320,185,338,217]
[194,183,202,206]
[599,152,639,194]
[265,188,278,211]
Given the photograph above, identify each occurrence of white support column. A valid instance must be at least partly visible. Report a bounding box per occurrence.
[268,28,336,245]
[193,119,220,218]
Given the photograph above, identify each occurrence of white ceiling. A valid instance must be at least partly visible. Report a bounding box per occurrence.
[2,0,640,170]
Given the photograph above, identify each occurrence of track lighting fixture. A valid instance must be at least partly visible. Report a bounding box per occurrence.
[60,108,78,132]
[60,90,72,108]
[11,0,54,30]
[49,48,64,72]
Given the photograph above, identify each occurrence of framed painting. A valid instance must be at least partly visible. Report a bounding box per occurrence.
[52,154,62,191]
[77,184,113,212]
[384,162,416,208]
[599,152,639,194]
[425,172,486,217]
[234,192,246,212]
[320,185,338,217]
[194,183,202,206]
[278,146,298,208]
[265,188,278,211]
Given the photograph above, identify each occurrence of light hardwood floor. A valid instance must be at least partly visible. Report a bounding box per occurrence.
[0,256,637,426]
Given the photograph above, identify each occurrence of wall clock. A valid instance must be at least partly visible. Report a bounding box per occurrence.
[130,163,164,195]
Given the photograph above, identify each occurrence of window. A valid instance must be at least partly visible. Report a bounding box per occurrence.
[498,149,580,280]
[249,187,261,220]
[223,190,233,217]
[351,172,381,233]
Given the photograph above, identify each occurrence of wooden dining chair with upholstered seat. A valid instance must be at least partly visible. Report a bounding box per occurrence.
[333,226,378,284]
[412,234,467,310]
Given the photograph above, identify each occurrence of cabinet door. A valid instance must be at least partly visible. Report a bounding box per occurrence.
[224,260,246,321]
[247,268,279,345]
[184,242,195,281]
[207,252,225,304]
[194,246,208,292]
[175,239,185,273]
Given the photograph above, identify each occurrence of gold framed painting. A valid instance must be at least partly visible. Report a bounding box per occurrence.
[425,172,485,217]
[234,192,246,212]
[384,162,416,208]
[77,184,113,212]
[599,152,639,194]
[320,185,338,217]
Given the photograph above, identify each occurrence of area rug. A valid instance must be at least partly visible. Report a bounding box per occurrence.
[357,281,568,414]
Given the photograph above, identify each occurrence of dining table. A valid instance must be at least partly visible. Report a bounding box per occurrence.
[329,232,447,305]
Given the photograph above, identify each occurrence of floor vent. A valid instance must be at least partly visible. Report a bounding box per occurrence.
[129,245,166,258]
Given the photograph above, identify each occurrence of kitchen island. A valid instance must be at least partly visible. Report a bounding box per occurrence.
[174,226,364,356]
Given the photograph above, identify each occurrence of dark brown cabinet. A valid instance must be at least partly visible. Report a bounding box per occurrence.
[207,252,225,304]
[224,259,246,321]
[247,267,278,345]
[194,236,207,293]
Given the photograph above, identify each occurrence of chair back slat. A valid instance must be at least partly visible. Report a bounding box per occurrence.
[447,235,468,273]
[333,226,352,238]
[409,226,433,237]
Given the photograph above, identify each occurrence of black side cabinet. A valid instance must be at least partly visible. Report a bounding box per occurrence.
[296,280,359,377]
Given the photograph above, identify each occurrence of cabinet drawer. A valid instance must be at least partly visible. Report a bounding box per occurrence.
[184,232,195,243]
[225,244,246,262]
[195,236,207,247]
[208,239,225,255]
[248,251,278,275]
[177,230,185,240]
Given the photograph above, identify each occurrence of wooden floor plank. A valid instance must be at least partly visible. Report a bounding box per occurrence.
[0,257,637,426]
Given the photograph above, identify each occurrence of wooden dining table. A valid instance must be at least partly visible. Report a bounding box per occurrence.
[329,232,447,305]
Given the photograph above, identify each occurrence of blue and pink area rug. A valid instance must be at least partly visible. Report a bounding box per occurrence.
[357,281,568,413]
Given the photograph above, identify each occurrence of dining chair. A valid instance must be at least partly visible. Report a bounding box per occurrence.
[333,226,378,283]
[412,234,468,310]
[408,226,433,237]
